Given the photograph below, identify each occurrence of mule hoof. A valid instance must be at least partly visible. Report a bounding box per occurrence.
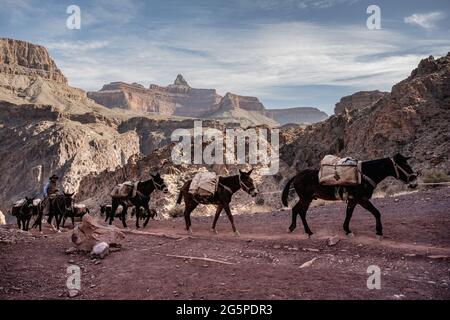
[57,230,62,233]
[211,229,218,235]
[188,228,193,235]
[234,231,240,237]
[307,233,314,239]
[346,232,355,238]
[376,235,383,241]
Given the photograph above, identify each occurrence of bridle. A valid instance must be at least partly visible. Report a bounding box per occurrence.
[390,158,416,182]
[238,174,255,194]
[151,177,167,191]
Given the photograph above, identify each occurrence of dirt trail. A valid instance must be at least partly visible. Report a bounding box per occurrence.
[1,187,449,300]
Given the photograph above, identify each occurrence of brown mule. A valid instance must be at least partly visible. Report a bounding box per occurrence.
[176,169,258,235]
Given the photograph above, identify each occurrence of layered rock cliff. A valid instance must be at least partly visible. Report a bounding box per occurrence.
[88,77,327,127]
[334,90,388,115]
[87,76,222,117]
[0,38,67,84]
[281,53,450,174]
[267,107,328,125]
[0,39,143,212]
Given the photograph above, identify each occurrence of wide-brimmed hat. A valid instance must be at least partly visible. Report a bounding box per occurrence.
[49,174,59,180]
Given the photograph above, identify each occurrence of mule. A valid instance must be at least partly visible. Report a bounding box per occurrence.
[61,203,89,228]
[46,193,75,231]
[109,172,168,228]
[176,169,258,235]
[11,197,35,231]
[281,153,418,239]
[100,204,113,222]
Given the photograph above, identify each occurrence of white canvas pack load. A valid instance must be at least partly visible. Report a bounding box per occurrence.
[319,155,362,186]
[110,181,138,198]
[189,172,218,197]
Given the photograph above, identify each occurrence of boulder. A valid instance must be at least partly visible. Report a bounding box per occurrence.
[71,214,125,252]
[327,235,340,246]
[91,242,110,259]
[0,210,5,225]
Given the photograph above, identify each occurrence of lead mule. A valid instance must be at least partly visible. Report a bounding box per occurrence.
[281,153,418,239]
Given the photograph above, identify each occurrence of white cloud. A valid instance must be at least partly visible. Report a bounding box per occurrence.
[49,21,450,99]
[46,40,110,51]
[404,11,446,30]
[240,0,358,10]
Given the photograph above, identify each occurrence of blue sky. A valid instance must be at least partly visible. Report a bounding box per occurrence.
[1,0,449,114]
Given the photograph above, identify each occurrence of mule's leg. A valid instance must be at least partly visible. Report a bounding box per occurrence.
[47,210,53,225]
[17,217,21,230]
[183,203,197,234]
[25,217,31,231]
[211,205,223,234]
[54,210,62,231]
[61,214,66,228]
[288,201,302,233]
[357,199,383,239]
[121,205,128,228]
[223,204,239,236]
[135,206,141,229]
[32,209,43,232]
[38,215,42,232]
[298,198,313,237]
[143,205,152,228]
[343,200,357,236]
[109,201,119,225]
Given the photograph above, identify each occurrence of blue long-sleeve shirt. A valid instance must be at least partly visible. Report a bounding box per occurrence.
[43,182,50,196]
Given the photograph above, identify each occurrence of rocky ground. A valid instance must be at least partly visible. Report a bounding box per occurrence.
[0,187,449,300]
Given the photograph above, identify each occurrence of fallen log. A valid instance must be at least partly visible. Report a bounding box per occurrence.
[120,229,182,240]
[157,253,235,265]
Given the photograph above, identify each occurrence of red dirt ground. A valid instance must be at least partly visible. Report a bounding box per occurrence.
[1,187,449,300]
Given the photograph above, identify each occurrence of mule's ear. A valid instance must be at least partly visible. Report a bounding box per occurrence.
[247,169,253,175]
[239,169,243,175]
[393,153,403,161]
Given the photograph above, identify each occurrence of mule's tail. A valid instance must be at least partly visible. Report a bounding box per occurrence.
[282,176,295,207]
[176,190,183,205]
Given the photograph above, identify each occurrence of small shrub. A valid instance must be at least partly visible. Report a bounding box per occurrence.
[167,205,184,218]
[420,169,450,184]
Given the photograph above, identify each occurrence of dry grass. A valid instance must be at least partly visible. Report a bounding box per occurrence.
[167,205,185,218]
[420,169,450,184]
